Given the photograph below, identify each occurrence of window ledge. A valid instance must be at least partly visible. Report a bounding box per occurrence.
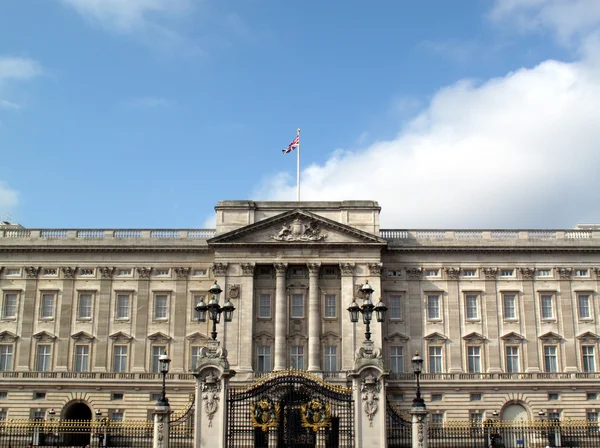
[541,319,557,323]
[76,318,92,322]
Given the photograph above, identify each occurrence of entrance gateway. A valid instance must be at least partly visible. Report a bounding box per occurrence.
[226,370,354,447]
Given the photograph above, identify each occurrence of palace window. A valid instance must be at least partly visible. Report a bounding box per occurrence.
[116,268,132,276]
[154,269,169,276]
[113,346,128,372]
[469,412,483,424]
[465,295,479,320]
[290,346,304,370]
[154,294,168,320]
[544,346,558,373]
[40,293,55,319]
[324,294,336,318]
[36,345,51,372]
[578,294,592,319]
[191,347,202,370]
[192,295,204,321]
[575,269,589,277]
[258,294,271,318]
[541,294,554,320]
[430,413,444,425]
[467,346,481,373]
[587,411,599,423]
[427,295,441,320]
[500,269,514,278]
[110,411,124,421]
[425,269,439,277]
[75,345,89,372]
[548,393,559,401]
[470,393,482,401]
[5,268,20,276]
[78,293,93,319]
[582,346,596,372]
[587,393,598,401]
[506,346,520,373]
[503,294,517,320]
[0,345,13,371]
[389,295,402,320]
[324,346,337,372]
[429,346,443,373]
[431,394,442,402]
[151,346,166,373]
[0,411,6,420]
[463,269,477,277]
[291,295,304,319]
[548,411,560,421]
[257,346,271,372]
[116,294,130,320]
[390,346,403,373]
[3,292,17,319]
[538,269,552,277]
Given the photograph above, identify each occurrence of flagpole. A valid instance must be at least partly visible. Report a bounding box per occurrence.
[296,128,301,201]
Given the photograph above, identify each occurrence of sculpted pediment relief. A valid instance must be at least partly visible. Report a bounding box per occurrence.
[463,332,486,343]
[148,332,172,343]
[71,331,94,342]
[33,331,56,342]
[385,332,409,343]
[186,332,209,342]
[539,331,562,343]
[208,210,386,246]
[109,331,133,342]
[577,331,600,343]
[501,332,524,344]
[424,332,448,344]
[0,331,18,342]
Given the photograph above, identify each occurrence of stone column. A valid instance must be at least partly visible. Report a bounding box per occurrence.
[483,268,501,372]
[521,267,541,372]
[406,268,424,360]
[56,266,76,371]
[445,268,462,373]
[557,268,577,371]
[349,351,388,448]
[410,407,429,448]
[153,403,170,448]
[172,267,190,373]
[307,262,321,372]
[133,267,151,372]
[238,263,255,373]
[193,341,234,448]
[340,263,356,371]
[274,263,288,371]
[94,267,114,372]
[18,267,39,371]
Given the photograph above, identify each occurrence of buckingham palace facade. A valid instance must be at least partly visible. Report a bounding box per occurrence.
[1,200,600,424]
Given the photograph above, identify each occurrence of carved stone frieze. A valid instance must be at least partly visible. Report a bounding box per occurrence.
[99,266,115,279]
[519,267,535,280]
[405,267,422,280]
[482,267,498,280]
[556,267,573,280]
[307,263,321,275]
[361,372,381,427]
[444,267,461,280]
[339,263,355,276]
[228,284,240,299]
[368,263,382,276]
[61,266,77,279]
[174,267,190,279]
[240,263,255,276]
[271,218,327,242]
[137,267,151,279]
[273,263,287,275]
[24,266,40,279]
[212,263,228,276]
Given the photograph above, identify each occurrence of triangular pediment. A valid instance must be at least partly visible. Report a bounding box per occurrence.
[577,331,600,342]
[208,210,387,246]
[463,332,487,342]
[385,332,410,342]
[33,331,56,341]
[501,332,524,342]
[71,331,94,342]
[424,332,448,342]
[109,331,133,342]
[539,331,562,343]
[148,332,172,342]
[0,331,18,342]
[186,332,209,342]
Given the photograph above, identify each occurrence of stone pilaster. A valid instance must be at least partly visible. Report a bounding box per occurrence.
[17,267,39,371]
[238,263,255,373]
[557,268,577,371]
[406,268,424,361]
[307,262,321,372]
[94,267,113,372]
[133,267,151,372]
[56,267,76,371]
[445,267,462,373]
[273,263,288,370]
[340,263,356,371]
[153,403,170,448]
[483,268,501,372]
[172,267,189,373]
[520,267,540,372]
[212,263,228,352]
[367,263,383,348]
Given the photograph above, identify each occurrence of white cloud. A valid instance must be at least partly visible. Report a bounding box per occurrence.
[0,57,42,82]
[490,0,600,42]
[254,1,600,228]
[0,182,18,217]
[60,0,193,31]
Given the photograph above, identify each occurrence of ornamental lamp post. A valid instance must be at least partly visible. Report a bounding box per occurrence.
[47,408,57,448]
[346,280,387,341]
[195,281,236,340]
[95,409,108,448]
[157,351,171,406]
[411,352,425,409]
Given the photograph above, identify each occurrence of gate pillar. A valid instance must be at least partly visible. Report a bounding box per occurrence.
[153,403,170,448]
[410,407,428,448]
[193,340,236,448]
[349,340,389,448]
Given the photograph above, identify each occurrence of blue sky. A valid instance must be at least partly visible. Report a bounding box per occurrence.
[1,0,599,229]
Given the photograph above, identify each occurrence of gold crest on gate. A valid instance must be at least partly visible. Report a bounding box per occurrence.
[251,398,280,432]
[301,399,331,432]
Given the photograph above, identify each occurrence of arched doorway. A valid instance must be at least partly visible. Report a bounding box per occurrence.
[61,401,92,446]
[501,403,528,422]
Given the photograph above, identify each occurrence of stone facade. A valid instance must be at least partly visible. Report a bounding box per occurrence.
[1,201,600,424]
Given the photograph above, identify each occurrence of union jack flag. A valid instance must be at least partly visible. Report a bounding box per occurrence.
[282,134,299,154]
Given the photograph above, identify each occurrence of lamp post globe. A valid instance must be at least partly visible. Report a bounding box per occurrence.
[347,280,387,342]
[196,280,235,341]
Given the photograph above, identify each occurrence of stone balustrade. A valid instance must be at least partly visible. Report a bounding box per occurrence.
[1,228,216,240]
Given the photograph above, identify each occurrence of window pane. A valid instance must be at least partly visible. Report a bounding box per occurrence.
[36,345,51,371]
[291,295,304,318]
[75,345,89,372]
[290,346,304,370]
[324,295,337,318]
[41,294,54,319]
[583,346,596,372]
[389,295,402,319]
[427,296,440,320]
[541,295,553,319]
[114,346,128,372]
[579,295,591,319]
[258,295,271,318]
[429,347,442,373]
[79,294,92,319]
[4,293,17,318]
[191,347,202,371]
[391,346,403,373]
[117,295,130,319]
[152,346,166,372]
[506,346,519,373]
[324,346,337,372]
[155,295,168,319]
[503,295,516,319]
[257,346,271,372]
[468,346,481,373]
[466,295,478,320]
[544,346,558,373]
